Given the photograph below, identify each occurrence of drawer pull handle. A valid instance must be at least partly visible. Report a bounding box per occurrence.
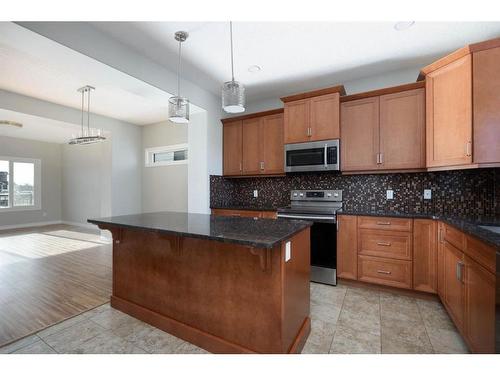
[377,242,391,246]
[377,270,391,275]
[377,221,391,225]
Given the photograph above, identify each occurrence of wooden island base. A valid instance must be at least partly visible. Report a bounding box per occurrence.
[98,224,311,354]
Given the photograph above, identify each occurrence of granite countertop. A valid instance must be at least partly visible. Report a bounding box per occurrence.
[338,210,500,250]
[88,211,311,249]
[210,205,279,212]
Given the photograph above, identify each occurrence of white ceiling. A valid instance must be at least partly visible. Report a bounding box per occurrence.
[0,109,84,144]
[0,22,202,126]
[89,21,500,100]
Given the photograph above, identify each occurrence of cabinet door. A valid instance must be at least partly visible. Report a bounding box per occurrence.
[284,99,310,144]
[437,222,446,299]
[241,118,262,175]
[337,215,358,280]
[310,93,340,141]
[473,46,500,164]
[340,97,380,171]
[380,88,425,170]
[442,241,465,331]
[261,113,284,174]
[426,55,472,167]
[464,255,495,353]
[413,219,438,293]
[223,121,242,176]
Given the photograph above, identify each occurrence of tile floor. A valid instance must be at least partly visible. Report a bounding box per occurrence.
[0,282,469,354]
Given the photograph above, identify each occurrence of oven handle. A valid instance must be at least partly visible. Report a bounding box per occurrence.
[277,213,336,222]
[324,144,328,168]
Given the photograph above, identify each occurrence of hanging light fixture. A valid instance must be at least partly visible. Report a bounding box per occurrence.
[69,86,105,145]
[222,21,245,113]
[168,31,190,124]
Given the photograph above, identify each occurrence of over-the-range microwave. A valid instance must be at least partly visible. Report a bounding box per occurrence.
[284,139,340,172]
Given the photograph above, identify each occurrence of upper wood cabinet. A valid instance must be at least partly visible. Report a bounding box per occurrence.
[420,37,500,170]
[223,120,242,176]
[222,109,284,177]
[340,84,425,172]
[412,219,437,294]
[281,86,344,144]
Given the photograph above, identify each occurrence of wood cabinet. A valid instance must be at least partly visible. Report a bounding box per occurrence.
[281,86,344,144]
[441,240,466,331]
[337,215,358,280]
[340,84,425,172]
[437,222,446,299]
[211,208,277,219]
[222,109,284,177]
[413,219,438,294]
[340,97,380,171]
[358,229,412,261]
[358,255,412,289]
[223,120,242,176]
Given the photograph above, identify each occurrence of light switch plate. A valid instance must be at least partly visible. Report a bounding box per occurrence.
[285,241,291,262]
[424,189,432,200]
[253,190,258,198]
[386,190,394,200]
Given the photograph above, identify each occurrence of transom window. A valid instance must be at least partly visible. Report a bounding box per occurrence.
[145,144,188,167]
[0,157,41,212]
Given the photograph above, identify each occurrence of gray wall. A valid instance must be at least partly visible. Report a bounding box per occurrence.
[142,121,188,213]
[0,136,62,227]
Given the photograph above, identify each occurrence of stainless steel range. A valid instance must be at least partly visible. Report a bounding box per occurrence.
[277,189,342,286]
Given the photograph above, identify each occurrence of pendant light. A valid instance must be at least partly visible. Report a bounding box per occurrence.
[168,31,190,124]
[69,86,106,145]
[222,21,245,113]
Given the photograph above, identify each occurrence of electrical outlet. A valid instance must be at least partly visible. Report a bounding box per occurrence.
[285,241,291,262]
[424,189,432,200]
[253,190,258,198]
[386,190,394,200]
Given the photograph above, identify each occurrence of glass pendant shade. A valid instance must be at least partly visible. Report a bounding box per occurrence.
[69,85,106,145]
[222,80,245,113]
[168,96,190,124]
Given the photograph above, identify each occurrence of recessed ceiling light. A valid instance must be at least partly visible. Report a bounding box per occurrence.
[248,65,262,73]
[0,120,23,128]
[394,21,415,31]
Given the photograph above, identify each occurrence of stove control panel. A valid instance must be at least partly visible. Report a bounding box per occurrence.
[290,189,342,202]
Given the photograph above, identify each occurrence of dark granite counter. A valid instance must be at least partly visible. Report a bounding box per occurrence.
[338,210,500,250]
[88,211,311,249]
[210,205,278,212]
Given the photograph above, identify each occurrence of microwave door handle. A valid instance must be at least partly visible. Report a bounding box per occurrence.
[324,144,328,168]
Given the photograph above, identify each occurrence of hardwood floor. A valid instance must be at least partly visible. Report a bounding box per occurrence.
[0,224,112,347]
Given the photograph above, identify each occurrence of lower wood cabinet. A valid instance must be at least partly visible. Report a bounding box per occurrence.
[358,255,412,289]
[441,240,466,332]
[211,208,277,219]
[337,215,358,280]
[413,219,438,293]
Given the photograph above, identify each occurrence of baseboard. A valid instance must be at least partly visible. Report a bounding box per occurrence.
[0,220,62,231]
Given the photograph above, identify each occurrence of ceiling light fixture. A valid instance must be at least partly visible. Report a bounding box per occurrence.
[394,21,415,31]
[248,65,262,73]
[0,120,23,128]
[168,31,190,124]
[69,86,106,145]
[222,21,245,114]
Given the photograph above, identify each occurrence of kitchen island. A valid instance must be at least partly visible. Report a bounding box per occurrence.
[88,212,312,354]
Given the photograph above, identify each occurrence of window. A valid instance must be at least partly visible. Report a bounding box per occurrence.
[0,157,41,212]
[145,144,188,167]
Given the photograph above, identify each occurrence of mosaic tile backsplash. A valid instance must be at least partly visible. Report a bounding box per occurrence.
[210,169,500,219]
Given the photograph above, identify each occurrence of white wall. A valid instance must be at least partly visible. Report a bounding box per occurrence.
[0,136,62,227]
[0,89,142,219]
[142,121,188,213]
[242,66,423,114]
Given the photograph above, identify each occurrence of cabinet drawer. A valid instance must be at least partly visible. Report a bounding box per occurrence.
[358,216,412,232]
[443,223,466,251]
[211,209,261,218]
[465,235,496,274]
[359,229,412,260]
[358,255,412,289]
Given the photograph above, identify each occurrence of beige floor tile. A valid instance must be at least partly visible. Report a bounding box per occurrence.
[380,293,422,323]
[381,336,434,354]
[173,342,209,354]
[37,314,89,339]
[42,319,105,353]
[381,318,432,349]
[13,340,56,354]
[427,327,469,354]
[301,319,336,353]
[67,331,146,354]
[88,307,140,330]
[301,340,330,354]
[345,286,381,304]
[0,335,40,354]
[337,306,381,336]
[416,299,456,331]
[310,283,347,308]
[330,325,381,354]
[310,300,341,324]
[81,302,111,320]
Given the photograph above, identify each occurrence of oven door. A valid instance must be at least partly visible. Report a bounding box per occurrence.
[285,139,339,172]
[277,213,337,286]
